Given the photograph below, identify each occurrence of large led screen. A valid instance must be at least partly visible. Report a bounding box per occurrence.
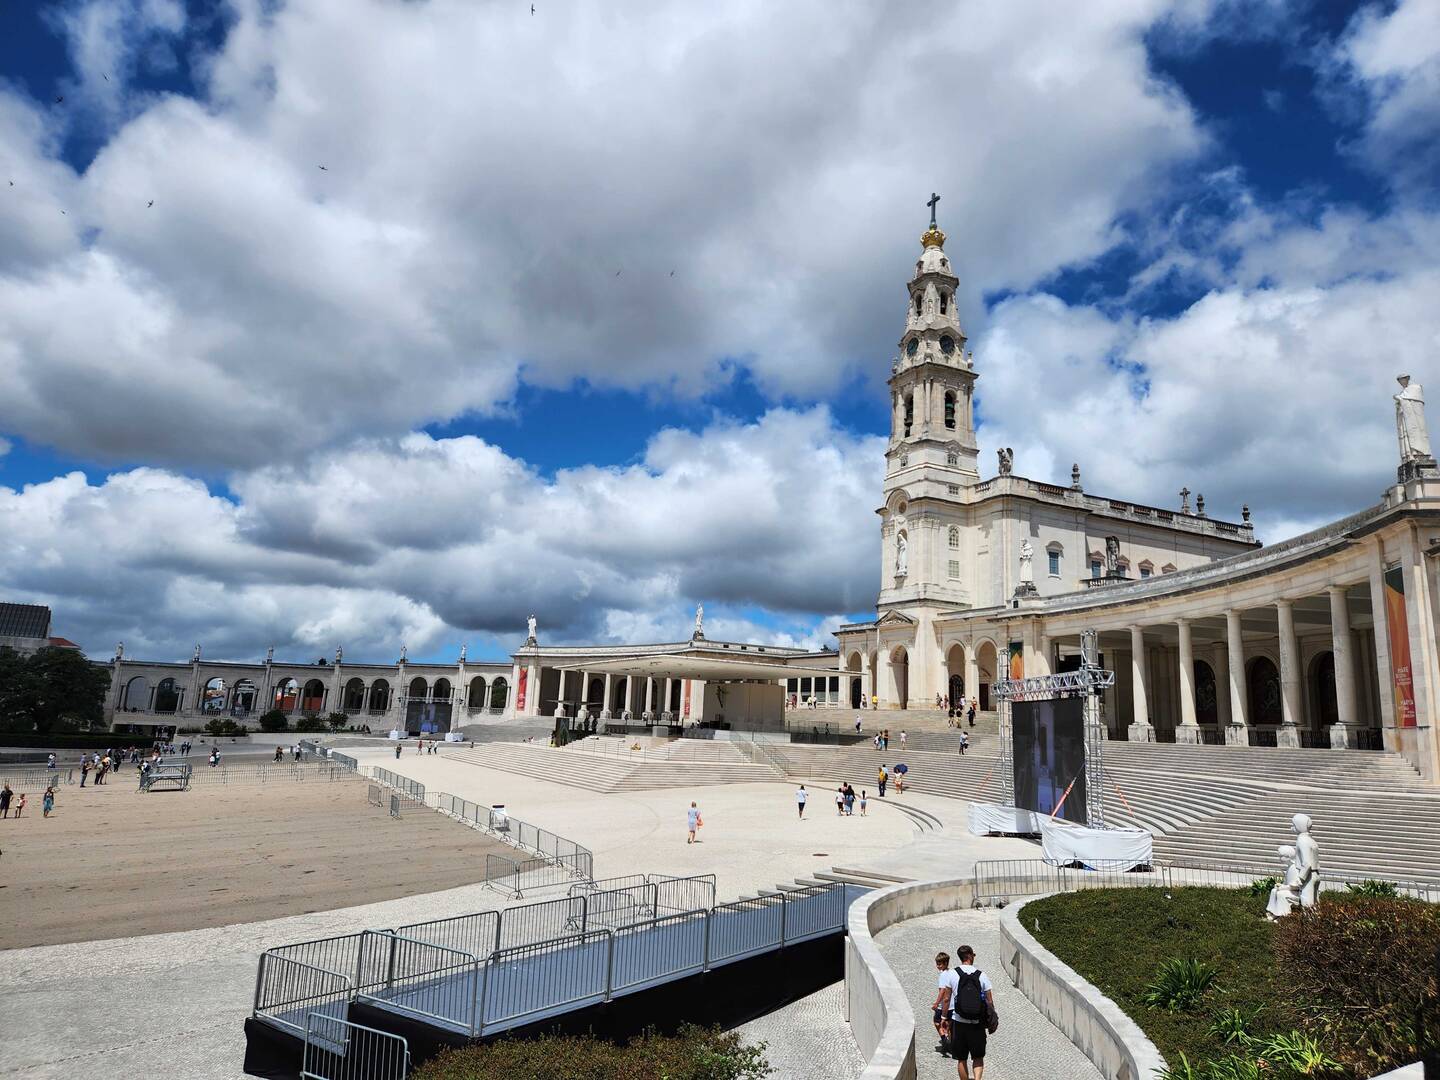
[1011,697,1087,825]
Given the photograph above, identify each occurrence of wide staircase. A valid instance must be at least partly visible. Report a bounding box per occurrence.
[784,706,1000,738]
[448,740,784,793]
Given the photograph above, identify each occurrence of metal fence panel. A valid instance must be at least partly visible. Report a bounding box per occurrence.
[610,911,707,994]
[782,884,845,944]
[497,895,588,951]
[654,874,717,915]
[253,953,353,1038]
[585,884,656,930]
[355,932,480,1034]
[706,894,783,967]
[395,910,500,963]
[367,784,382,807]
[479,931,611,1033]
[301,1014,410,1080]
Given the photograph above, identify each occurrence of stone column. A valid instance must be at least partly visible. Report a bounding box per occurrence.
[964,648,979,714]
[876,647,892,709]
[1128,626,1154,741]
[1329,586,1359,747]
[1176,618,1200,742]
[1212,640,1231,729]
[643,676,654,718]
[662,677,673,719]
[1276,600,1302,747]
[1365,540,1397,742]
[602,672,613,718]
[557,668,568,716]
[526,661,540,717]
[1225,610,1248,744]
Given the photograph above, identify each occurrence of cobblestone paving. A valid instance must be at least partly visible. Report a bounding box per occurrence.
[876,909,1103,1080]
[735,979,861,1080]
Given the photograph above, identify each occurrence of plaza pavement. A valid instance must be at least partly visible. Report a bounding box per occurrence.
[0,743,1039,1079]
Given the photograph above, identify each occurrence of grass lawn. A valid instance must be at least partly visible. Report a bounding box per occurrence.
[1020,887,1287,1068]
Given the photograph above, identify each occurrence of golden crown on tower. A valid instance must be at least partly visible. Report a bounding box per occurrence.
[921,225,946,249]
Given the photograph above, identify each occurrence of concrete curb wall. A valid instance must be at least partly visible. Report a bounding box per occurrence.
[1000,897,1167,1080]
[846,876,977,1080]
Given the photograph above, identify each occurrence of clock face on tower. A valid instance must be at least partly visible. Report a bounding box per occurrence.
[906,338,919,357]
[940,335,955,355]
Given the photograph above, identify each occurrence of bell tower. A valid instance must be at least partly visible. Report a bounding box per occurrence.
[884,196,978,485]
[878,196,978,612]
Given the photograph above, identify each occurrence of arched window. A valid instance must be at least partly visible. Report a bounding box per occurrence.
[343,677,365,710]
[1046,545,1062,577]
[948,526,960,549]
[301,679,326,713]
[369,679,390,711]
[939,291,948,314]
[903,394,914,436]
[914,293,923,315]
[274,678,299,711]
[1139,560,1154,579]
[231,679,256,715]
[408,677,427,699]
[489,677,509,710]
[121,675,150,711]
[433,678,451,702]
[944,391,956,430]
[468,678,488,708]
[202,677,227,714]
[155,678,181,714]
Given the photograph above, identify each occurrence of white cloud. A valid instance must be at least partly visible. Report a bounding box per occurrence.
[0,408,881,659]
[0,0,1211,468]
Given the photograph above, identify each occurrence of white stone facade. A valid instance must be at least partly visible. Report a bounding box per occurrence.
[840,217,1440,782]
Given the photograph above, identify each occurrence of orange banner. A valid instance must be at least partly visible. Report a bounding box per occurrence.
[516,668,528,712]
[1384,566,1417,728]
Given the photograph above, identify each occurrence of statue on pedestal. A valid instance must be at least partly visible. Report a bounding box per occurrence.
[335,645,343,664]
[997,448,1013,476]
[1014,538,1038,597]
[115,641,124,661]
[1395,375,1438,481]
[1105,536,1120,576]
[526,614,538,643]
[693,602,705,640]
[895,533,908,576]
[192,643,202,662]
[1265,814,1320,919]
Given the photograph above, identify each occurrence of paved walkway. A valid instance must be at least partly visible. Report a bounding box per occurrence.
[735,979,862,1080]
[876,909,1103,1080]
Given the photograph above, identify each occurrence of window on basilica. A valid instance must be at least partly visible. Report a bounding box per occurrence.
[948,560,960,579]
[948,527,959,549]
[1048,550,1061,577]
[903,394,914,435]
[939,292,948,314]
[1090,560,1102,579]
[946,451,958,466]
[914,294,923,315]
[947,484,959,495]
[944,391,956,429]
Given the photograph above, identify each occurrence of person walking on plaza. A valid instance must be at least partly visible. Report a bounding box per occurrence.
[835,786,845,816]
[13,793,25,818]
[796,784,808,819]
[968,700,977,727]
[80,758,90,787]
[859,789,868,816]
[854,714,862,734]
[931,952,953,1054]
[42,785,55,818]
[877,765,888,798]
[686,801,701,844]
[939,944,995,1080]
[843,784,856,815]
[274,745,283,763]
[900,730,908,751]
[46,753,56,770]
[959,731,970,755]
[0,782,11,818]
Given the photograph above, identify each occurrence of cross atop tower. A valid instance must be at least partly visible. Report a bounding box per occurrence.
[927,192,940,227]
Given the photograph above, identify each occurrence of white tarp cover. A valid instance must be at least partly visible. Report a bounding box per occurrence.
[1040,818,1153,868]
[968,802,1043,836]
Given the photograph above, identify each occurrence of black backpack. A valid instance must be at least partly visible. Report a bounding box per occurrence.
[954,968,986,1022]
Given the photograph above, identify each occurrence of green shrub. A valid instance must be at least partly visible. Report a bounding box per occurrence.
[1208,1006,1260,1046]
[292,713,329,732]
[413,1025,769,1080]
[1273,894,1440,1075]
[1156,1053,1203,1080]
[1248,877,1277,898]
[257,709,289,732]
[1345,879,1400,898]
[326,711,350,731]
[1144,957,1220,1012]
[204,718,244,736]
[1251,1030,1341,1075]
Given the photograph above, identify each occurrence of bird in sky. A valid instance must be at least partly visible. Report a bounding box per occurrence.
[615,269,621,277]
[54,95,64,104]
[147,200,154,208]
[102,74,109,82]
[60,210,66,215]
[531,4,536,13]
[317,164,328,171]
[669,270,675,276]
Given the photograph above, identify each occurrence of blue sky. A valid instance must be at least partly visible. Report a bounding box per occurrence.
[1,0,1437,662]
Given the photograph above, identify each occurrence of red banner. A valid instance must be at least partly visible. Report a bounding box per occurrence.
[516,668,528,712]
[1384,566,1417,728]
[682,680,692,719]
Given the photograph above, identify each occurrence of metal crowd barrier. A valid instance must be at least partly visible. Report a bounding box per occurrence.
[139,763,192,792]
[368,767,425,802]
[367,784,383,807]
[425,791,595,882]
[971,856,1440,906]
[301,1013,409,1080]
[329,752,359,772]
[253,879,853,1042]
[0,769,75,790]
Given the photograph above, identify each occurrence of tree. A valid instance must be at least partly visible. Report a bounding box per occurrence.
[326,711,350,731]
[0,646,109,733]
[258,709,289,732]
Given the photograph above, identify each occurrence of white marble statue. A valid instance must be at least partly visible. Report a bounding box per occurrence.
[694,602,704,637]
[335,645,343,664]
[399,644,407,662]
[1396,375,1433,462]
[896,533,908,575]
[1265,844,1301,920]
[527,614,538,641]
[115,641,124,661]
[1266,815,1320,919]
[192,643,201,662]
[459,642,467,662]
[1019,539,1034,584]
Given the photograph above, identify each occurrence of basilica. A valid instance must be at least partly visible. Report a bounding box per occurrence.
[835,212,1440,781]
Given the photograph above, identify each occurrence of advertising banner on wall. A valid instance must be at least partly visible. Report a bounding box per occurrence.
[1011,697,1087,825]
[1384,565,1418,728]
[682,680,692,719]
[1007,642,1024,682]
[516,668,528,712]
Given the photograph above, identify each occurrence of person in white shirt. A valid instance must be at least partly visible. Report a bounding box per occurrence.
[937,944,994,1078]
[795,785,808,819]
[686,801,700,844]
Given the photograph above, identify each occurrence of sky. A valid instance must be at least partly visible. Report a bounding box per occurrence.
[1,0,1438,664]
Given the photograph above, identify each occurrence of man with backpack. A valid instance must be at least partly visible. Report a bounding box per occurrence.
[937,943,995,1079]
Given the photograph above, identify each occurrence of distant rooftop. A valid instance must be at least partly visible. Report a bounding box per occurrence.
[0,603,51,640]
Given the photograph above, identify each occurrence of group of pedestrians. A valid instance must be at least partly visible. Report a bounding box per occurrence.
[932,944,1000,1079]
[869,728,902,751]
[0,782,54,818]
